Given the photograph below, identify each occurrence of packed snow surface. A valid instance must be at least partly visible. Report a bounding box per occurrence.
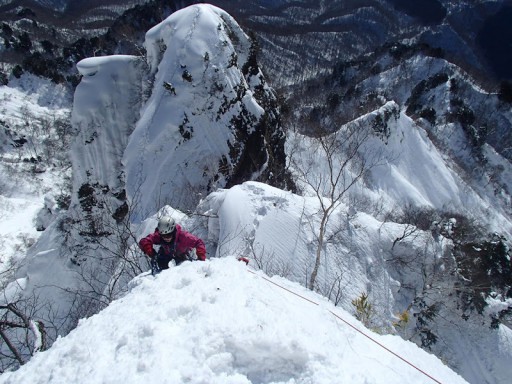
[0,257,468,384]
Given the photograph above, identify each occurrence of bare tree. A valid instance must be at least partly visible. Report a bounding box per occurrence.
[0,301,47,368]
[248,238,293,278]
[0,263,54,372]
[61,185,148,317]
[290,119,386,290]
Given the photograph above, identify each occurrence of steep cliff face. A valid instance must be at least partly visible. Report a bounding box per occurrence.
[122,4,291,216]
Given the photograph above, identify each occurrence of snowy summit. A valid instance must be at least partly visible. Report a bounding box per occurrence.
[0,257,468,384]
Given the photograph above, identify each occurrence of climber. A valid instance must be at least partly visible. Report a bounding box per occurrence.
[139,216,206,271]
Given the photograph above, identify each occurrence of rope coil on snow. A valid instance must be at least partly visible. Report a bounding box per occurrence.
[247,269,443,384]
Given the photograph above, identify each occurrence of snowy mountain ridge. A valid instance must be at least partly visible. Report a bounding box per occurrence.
[0,3,511,384]
[0,257,470,384]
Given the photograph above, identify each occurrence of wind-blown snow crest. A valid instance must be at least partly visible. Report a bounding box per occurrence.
[0,258,468,384]
[73,54,143,194]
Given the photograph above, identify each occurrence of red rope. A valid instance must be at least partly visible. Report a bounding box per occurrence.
[327,310,443,384]
[247,270,320,306]
[247,268,444,384]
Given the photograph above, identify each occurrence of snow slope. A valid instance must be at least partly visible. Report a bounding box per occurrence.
[0,257,468,384]
[1,3,511,384]
[0,74,72,272]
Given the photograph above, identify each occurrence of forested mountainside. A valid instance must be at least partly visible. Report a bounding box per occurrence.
[0,0,147,33]
[2,0,511,161]
[0,1,511,383]
[208,0,512,87]
[2,1,512,87]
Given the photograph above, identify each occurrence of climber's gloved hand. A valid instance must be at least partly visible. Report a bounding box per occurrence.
[187,248,198,261]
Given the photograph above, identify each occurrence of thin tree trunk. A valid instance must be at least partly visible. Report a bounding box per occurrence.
[309,215,327,290]
[0,328,24,365]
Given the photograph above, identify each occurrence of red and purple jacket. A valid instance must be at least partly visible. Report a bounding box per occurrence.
[139,224,206,261]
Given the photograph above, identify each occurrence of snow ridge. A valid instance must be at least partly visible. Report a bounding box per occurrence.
[0,258,469,384]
